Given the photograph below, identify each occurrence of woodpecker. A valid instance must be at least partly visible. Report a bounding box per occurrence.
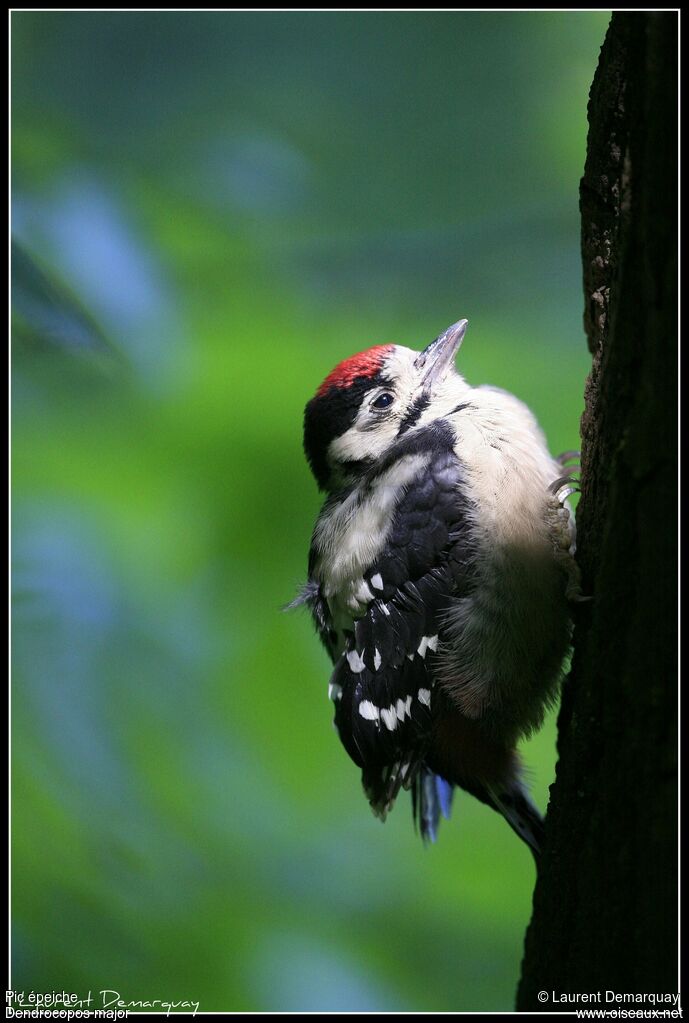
[294,319,580,857]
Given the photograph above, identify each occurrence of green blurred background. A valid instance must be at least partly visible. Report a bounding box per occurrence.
[11,11,608,1013]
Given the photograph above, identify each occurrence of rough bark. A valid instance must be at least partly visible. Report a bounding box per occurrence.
[517,13,677,1007]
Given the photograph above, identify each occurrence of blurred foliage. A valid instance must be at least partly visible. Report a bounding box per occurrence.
[11,11,608,1012]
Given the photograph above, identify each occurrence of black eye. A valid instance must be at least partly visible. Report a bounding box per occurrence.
[372,392,394,410]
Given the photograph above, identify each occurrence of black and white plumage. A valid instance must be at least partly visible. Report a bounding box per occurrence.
[294,320,579,856]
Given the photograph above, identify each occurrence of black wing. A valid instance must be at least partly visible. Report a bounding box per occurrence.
[330,444,476,815]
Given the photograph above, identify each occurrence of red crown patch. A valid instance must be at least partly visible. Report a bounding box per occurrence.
[316,344,393,397]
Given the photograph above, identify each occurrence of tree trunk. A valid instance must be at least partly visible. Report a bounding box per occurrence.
[517,13,677,1009]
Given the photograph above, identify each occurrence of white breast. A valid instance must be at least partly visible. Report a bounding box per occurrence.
[415,381,577,741]
[312,451,429,625]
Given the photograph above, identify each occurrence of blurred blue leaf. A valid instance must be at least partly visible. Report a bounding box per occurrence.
[11,238,121,368]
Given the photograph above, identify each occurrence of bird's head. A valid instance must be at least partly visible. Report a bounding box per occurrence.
[304,319,469,491]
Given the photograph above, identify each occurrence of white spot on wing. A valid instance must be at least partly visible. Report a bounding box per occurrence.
[347,649,366,673]
[371,573,384,591]
[381,706,397,731]
[373,648,382,671]
[380,603,390,616]
[359,701,380,722]
[328,682,342,702]
[395,694,413,721]
[418,688,431,707]
[417,634,439,659]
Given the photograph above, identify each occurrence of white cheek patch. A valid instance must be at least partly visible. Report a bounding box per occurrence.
[326,347,421,470]
[328,418,399,467]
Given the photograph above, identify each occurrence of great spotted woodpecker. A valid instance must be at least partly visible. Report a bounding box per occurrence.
[294,319,580,857]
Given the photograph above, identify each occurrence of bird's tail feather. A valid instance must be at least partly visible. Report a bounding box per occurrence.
[411,766,454,843]
[362,760,454,843]
[363,760,542,855]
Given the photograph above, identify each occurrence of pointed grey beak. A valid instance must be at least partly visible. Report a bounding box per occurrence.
[414,319,468,390]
